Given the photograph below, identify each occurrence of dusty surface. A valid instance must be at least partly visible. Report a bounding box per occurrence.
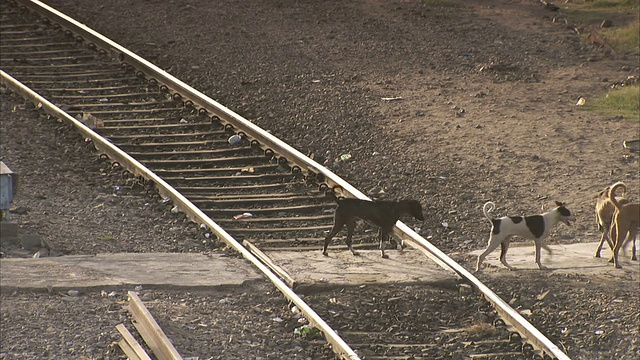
[0,253,263,290]
[267,249,457,286]
[2,0,640,359]
[469,241,640,276]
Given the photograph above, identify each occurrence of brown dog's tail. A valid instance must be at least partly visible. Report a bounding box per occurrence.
[608,182,627,213]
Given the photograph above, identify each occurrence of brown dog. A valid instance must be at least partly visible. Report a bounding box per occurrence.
[608,182,639,268]
[594,185,629,258]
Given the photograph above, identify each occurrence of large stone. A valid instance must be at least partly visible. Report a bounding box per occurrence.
[20,235,43,251]
[0,221,18,238]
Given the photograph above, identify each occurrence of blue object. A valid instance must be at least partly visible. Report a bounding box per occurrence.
[0,162,16,220]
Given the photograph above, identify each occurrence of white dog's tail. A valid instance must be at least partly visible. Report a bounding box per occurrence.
[483,201,496,222]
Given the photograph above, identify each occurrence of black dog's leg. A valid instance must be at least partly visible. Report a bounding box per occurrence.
[379,227,393,258]
[322,218,345,256]
[345,220,358,256]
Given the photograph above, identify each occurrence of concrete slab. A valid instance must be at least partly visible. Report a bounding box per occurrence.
[266,249,458,287]
[0,253,263,291]
[470,242,640,279]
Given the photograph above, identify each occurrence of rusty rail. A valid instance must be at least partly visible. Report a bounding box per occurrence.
[3,1,572,358]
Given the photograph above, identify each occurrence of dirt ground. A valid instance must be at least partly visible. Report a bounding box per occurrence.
[1,0,639,359]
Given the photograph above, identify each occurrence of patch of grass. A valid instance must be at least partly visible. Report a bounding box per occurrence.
[604,20,640,54]
[562,0,639,54]
[567,1,639,120]
[97,234,117,241]
[583,85,640,120]
[583,0,639,9]
[421,0,461,7]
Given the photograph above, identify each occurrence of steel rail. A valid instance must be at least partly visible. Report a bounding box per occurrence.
[7,1,571,358]
[0,69,359,360]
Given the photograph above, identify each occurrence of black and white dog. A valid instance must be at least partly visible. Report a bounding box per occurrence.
[475,201,574,271]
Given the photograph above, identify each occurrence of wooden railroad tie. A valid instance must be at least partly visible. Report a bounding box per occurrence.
[116,291,183,360]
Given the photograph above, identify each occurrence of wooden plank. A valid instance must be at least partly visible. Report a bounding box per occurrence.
[243,240,296,288]
[131,320,161,358]
[115,323,152,360]
[118,339,142,360]
[131,318,161,358]
[468,352,523,359]
[127,291,183,360]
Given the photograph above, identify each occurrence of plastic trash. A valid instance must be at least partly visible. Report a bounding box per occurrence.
[294,325,320,338]
[228,134,242,145]
[233,212,253,220]
[339,154,352,162]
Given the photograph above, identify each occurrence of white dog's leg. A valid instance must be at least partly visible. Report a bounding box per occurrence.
[499,240,517,271]
[476,235,501,272]
[535,241,548,270]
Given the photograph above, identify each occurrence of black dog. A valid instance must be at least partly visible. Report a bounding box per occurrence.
[322,190,424,258]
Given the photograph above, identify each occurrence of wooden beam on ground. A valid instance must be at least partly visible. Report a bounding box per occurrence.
[115,323,152,360]
[243,240,296,288]
[127,291,183,360]
[118,340,142,360]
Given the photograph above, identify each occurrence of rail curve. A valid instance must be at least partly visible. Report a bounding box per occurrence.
[1,1,570,359]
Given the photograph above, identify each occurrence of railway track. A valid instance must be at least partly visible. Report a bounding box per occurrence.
[0,1,570,359]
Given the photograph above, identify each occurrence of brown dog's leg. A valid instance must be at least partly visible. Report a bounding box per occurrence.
[610,220,627,269]
[594,226,613,258]
[608,221,619,265]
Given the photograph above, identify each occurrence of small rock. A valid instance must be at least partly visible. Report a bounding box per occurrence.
[458,283,473,296]
[228,134,242,145]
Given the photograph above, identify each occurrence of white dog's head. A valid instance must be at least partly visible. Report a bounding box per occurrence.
[554,201,575,226]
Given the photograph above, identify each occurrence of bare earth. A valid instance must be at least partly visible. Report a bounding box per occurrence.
[1,0,639,359]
